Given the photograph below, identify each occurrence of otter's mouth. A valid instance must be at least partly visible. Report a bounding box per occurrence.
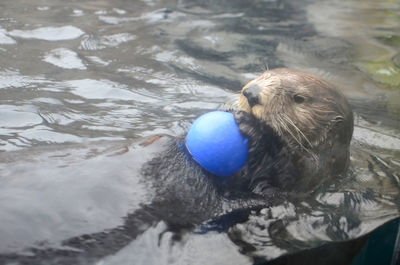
[238,94,273,125]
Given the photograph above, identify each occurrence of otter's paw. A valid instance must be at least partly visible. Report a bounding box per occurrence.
[234,111,264,151]
[234,111,257,136]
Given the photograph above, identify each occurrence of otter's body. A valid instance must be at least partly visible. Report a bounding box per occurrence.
[0,133,286,264]
[0,68,353,264]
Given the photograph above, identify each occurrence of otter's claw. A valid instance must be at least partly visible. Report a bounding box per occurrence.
[234,111,265,153]
[234,111,257,137]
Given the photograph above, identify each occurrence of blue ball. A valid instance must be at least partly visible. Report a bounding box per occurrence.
[185,111,249,178]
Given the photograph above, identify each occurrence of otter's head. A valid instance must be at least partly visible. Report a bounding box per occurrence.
[239,68,353,156]
[236,69,354,191]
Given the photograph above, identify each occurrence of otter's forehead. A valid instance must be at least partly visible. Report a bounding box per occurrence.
[240,68,345,105]
[243,71,281,91]
[243,69,326,96]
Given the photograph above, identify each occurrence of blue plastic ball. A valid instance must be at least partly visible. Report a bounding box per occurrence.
[185,111,249,178]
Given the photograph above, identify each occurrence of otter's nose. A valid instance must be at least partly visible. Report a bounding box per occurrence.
[243,84,261,107]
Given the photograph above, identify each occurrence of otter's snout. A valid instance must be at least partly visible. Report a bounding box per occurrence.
[243,84,261,107]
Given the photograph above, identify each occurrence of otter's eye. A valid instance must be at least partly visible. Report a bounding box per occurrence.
[293,94,305,103]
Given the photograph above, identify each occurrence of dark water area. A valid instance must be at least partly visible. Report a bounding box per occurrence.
[0,0,399,264]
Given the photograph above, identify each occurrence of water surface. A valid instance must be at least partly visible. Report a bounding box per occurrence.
[0,0,399,264]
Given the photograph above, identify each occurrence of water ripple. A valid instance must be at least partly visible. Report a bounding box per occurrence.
[0,105,42,128]
[79,33,136,50]
[0,0,399,263]
[43,48,86,70]
[0,28,16,45]
[65,79,155,102]
[8,26,84,41]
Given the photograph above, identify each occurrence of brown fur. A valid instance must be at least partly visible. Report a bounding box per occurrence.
[238,68,354,191]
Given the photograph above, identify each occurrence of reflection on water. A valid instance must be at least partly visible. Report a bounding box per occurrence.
[0,0,399,264]
[309,0,400,90]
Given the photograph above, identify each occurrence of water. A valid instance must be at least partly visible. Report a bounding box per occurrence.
[0,0,399,264]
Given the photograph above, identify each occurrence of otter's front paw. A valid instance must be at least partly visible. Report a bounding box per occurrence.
[234,111,257,137]
[234,111,264,152]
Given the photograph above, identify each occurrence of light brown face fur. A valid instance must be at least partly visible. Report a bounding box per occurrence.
[239,68,353,155]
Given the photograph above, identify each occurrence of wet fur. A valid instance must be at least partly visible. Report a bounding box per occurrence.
[1,128,290,264]
[239,68,353,190]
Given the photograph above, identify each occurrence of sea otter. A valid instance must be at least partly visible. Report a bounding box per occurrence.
[0,68,353,264]
[236,68,354,192]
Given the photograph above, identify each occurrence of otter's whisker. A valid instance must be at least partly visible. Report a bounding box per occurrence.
[277,114,317,160]
[276,115,305,149]
[282,113,313,148]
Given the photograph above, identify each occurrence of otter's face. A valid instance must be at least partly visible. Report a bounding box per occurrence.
[238,68,353,153]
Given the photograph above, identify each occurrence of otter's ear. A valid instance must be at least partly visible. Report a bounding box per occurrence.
[328,116,344,132]
[333,116,344,123]
[328,116,351,145]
